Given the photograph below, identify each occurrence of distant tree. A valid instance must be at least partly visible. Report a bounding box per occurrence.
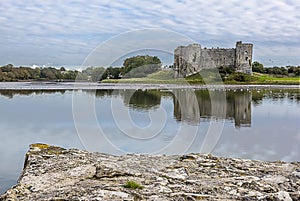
[123,55,161,74]
[7,72,16,81]
[91,67,106,81]
[41,68,57,80]
[227,72,255,82]
[63,70,78,80]
[252,61,265,73]
[106,67,123,79]
[75,72,88,80]
[13,68,30,80]
[288,66,300,76]
[1,64,13,72]
[265,66,288,76]
[0,65,81,82]
[80,67,107,81]
[34,68,41,79]
[0,71,4,81]
[123,55,161,78]
[20,67,35,79]
[280,67,288,76]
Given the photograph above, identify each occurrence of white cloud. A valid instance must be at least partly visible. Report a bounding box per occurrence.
[0,0,299,66]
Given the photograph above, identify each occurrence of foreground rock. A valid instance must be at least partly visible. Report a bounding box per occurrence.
[1,144,299,201]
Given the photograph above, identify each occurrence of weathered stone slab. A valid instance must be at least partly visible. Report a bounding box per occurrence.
[1,143,299,200]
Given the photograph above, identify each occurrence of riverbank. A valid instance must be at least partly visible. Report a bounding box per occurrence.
[0,82,299,90]
[100,70,300,85]
[100,76,300,85]
[1,144,299,200]
[0,73,299,86]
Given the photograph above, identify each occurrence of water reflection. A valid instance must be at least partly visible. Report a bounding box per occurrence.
[123,89,161,109]
[252,89,300,105]
[87,89,254,127]
[0,90,68,99]
[95,89,161,109]
[95,88,299,129]
[172,90,251,127]
[2,89,298,128]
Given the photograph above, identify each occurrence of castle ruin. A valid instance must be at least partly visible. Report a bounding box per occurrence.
[174,41,253,77]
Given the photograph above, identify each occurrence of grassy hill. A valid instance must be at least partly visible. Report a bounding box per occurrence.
[101,69,187,84]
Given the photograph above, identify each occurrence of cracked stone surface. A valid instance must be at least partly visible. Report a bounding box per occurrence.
[1,143,299,200]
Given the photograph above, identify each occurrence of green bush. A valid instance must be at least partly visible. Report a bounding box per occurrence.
[252,61,265,73]
[227,72,257,82]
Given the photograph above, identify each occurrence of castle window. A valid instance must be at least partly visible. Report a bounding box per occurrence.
[193,53,197,62]
[245,56,248,61]
[244,51,248,55]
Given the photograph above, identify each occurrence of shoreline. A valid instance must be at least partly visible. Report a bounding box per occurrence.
[1,144,299,200]
[0,82,299,90]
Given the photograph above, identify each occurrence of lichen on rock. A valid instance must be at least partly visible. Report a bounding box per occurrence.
[1,144,299,200]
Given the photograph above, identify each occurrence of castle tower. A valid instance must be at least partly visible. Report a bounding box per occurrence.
[235,41,253,74]
[174,44,201,78]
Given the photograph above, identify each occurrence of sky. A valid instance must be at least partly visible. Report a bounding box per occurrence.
[0,0,299,68]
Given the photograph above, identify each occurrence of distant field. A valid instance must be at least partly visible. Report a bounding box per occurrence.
[248,73,299,85]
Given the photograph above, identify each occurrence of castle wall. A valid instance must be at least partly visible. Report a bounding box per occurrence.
[201,48,235,69]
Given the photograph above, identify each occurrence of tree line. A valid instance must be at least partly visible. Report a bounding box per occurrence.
[0,55,162,82]
[0,64,78,81]
[1,58,298,82]
[252,61,300,76]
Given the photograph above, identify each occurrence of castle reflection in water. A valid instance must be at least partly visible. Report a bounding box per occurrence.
[94,88,252,127]
[172,89,251,127]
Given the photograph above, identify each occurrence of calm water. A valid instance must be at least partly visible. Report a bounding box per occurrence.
[0,86,299,193]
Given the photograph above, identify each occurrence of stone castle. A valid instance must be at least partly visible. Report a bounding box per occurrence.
[174,41,253,77]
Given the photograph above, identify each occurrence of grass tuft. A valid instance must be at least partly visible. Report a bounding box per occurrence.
[123,181,144,189]
[31,143,50,149]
